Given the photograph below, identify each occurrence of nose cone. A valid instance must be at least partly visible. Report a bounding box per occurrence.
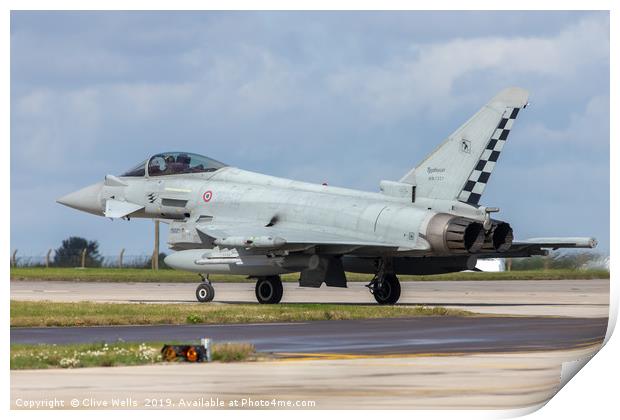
[57,182,104,215]
[163,253,180,270]
[164,250,205,273]
[163,252,191,271]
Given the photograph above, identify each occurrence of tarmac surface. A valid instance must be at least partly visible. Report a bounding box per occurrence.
[10,316,608,355]
[10,278,610,317]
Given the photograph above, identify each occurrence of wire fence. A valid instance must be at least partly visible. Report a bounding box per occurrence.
[10,251,162,269]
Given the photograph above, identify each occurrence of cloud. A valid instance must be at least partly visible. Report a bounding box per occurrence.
[192,45,307,117]
[487,159,609,247]
[519,95,609,153]
[326,14,609,120]
[12,88,102,175]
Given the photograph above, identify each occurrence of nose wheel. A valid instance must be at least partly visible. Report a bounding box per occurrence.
[254,275,283,304]
[367,272,401,305]
[196,282,215,303]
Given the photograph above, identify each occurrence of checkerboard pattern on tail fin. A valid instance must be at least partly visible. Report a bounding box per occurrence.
[399,87,529,205]
[457,107,521,205]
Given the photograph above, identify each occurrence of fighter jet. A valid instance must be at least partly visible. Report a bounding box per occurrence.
[57,87,597,305]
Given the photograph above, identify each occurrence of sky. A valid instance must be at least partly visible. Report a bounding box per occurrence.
[10,11,610,258]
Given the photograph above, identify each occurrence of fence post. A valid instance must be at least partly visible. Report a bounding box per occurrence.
[152,220,160,270]
[45,249,52,268]
[201,338,212,362]
[119,248,125,269]
[506,258,512,272]
[81,248,87,268]
[11,249,17,268]
[544,255,550,271]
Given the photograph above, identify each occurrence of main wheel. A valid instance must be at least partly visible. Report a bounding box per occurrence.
[255,275,283,304]
[373,273,401,305]
[196,283,215,303]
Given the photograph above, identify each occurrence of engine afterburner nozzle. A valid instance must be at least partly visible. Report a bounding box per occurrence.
[492,222,514,252]
[426,214,486,254]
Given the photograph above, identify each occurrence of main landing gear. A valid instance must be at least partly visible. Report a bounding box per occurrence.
[366,272,401,305]
[254,275,283,304]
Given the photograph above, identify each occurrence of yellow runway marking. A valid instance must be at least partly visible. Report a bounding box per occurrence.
[273,342,603,362]
[275,352,468,362]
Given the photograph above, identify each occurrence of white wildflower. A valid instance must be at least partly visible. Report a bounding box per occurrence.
[137,344,158,361]
[59,357,80,368]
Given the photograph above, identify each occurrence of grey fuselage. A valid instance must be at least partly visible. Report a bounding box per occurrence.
[126,169,473,244]
[83,166,486,276]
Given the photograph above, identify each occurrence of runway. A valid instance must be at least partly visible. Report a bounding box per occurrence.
[10,278,610,317]
[11,316,607,355]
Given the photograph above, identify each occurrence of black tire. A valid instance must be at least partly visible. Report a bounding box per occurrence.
[255,276,283,304]
[373,273,401,305]
[196,283,215,303]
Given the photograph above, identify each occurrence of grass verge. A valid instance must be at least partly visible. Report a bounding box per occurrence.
[10,267,609,283]
[11,300,474,327]
[10,341,256,370]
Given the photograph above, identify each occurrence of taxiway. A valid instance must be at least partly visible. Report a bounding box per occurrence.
[10,278,609,318]
[11,316,607,355]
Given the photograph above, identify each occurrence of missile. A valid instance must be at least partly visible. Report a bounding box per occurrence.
[213,236,286,248]
[164,248,316,275]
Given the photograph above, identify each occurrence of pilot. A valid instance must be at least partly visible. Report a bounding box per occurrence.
[176,154,191,172]
[164,155,175,174]
[149,156,166,175]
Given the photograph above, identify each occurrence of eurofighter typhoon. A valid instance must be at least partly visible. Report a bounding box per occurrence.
[57,88,597,304]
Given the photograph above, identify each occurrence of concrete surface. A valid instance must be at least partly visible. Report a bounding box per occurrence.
[10,279,610,318]
[11,345,600,410]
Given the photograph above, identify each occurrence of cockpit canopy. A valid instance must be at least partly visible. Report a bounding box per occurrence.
[120,152,227,177]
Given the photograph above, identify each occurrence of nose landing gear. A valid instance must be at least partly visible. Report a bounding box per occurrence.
[195,276,215,302]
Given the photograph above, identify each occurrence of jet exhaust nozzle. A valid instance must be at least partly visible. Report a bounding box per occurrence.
[426,214,485,254]
[481,221,514,252]
[492,222,514,252]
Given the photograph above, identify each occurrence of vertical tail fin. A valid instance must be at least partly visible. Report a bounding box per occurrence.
[400,87,529,205]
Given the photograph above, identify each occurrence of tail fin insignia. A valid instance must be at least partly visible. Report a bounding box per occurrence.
[457,107,520,205]
[399,87,529,205]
